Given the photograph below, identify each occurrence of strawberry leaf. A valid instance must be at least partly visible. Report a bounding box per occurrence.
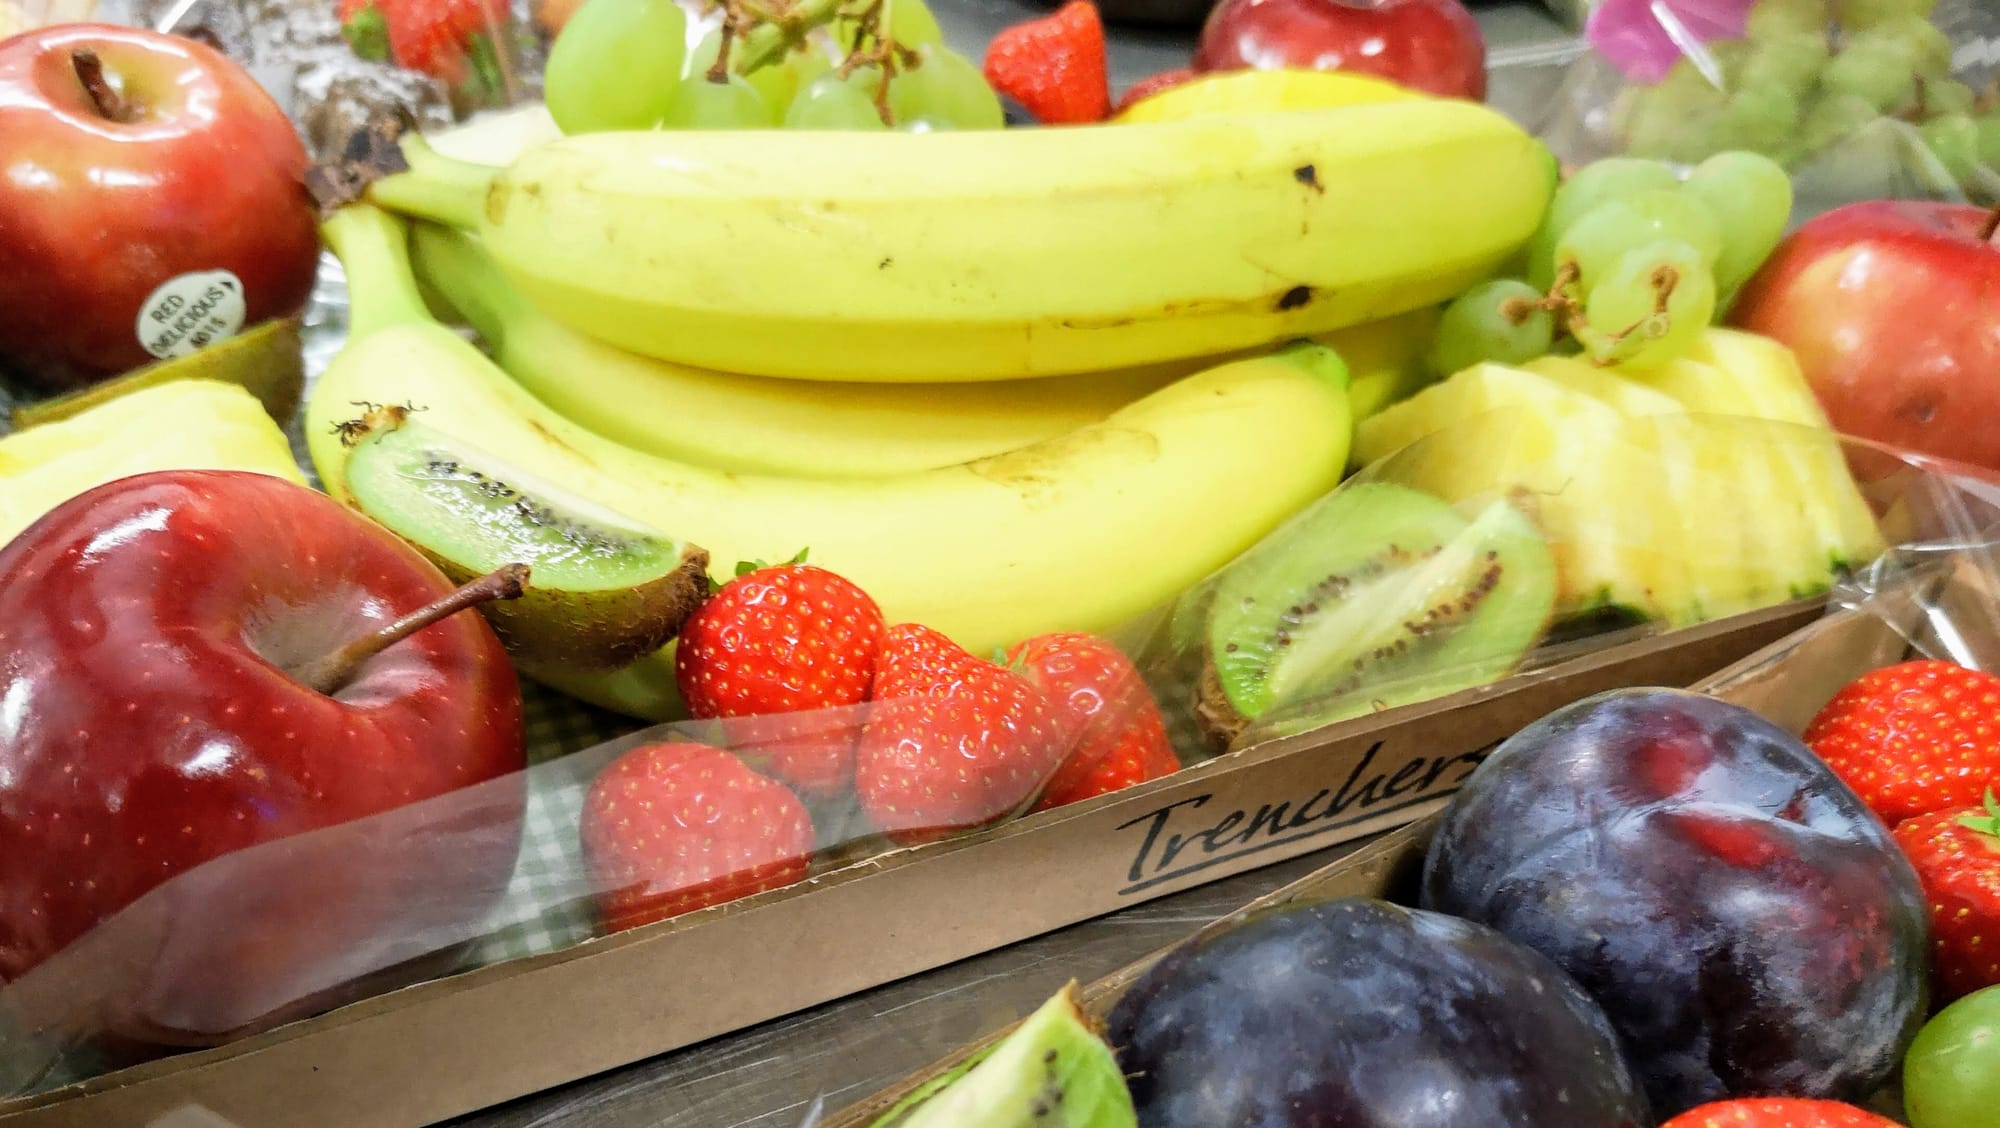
[1959,787,2000,839]
[341,4,392,63]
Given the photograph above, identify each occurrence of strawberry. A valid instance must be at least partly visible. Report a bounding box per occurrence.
[856,623,1064,842]
[673,555,885,800]
[1802,659,2000,825]
[1113,68,1198,115]
[337,0,511,107]
[1005,632,1180,811]
[579,741,815,933]
[1658,1099,1902,1127]
[1893,789,2000,1001]
[981,0,1112,125]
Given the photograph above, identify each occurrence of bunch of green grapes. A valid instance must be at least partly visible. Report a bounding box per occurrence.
[1611,0,1998,198]
[1425,152,1794,376]
[543,0,1001,134]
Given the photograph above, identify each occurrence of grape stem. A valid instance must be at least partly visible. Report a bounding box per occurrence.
[1576,264,1682,367]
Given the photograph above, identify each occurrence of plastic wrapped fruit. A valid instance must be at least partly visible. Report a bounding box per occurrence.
[1421,687,1930,1120]
[1103,896,1651,1127]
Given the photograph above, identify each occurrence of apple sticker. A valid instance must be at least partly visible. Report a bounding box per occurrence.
[135,269,248,360]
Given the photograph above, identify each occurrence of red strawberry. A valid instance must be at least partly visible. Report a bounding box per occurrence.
[1893,789,2000,1001]
[1114,68,1197,114]
[579,742,815,933]
[856,623,1063,842]
[1803,659,2000,825]
[1005,632,1180,811]
[337,0,511,106]
[982,0,1111,125]
[1659,1099,1902,1127]
[674,555,885,799]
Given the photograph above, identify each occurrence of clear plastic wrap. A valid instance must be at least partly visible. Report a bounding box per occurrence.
[1,405,1974,1102]
[1535,0,2000,215]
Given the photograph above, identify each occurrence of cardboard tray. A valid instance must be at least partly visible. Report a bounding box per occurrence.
[827,559,1996,1127]
[0,599,1824,1128]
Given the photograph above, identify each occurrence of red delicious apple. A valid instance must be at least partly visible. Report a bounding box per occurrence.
[1194,0,1487,102]
[0,470,528,1040]
[1730,202,2000,474]
[0,24,321,394]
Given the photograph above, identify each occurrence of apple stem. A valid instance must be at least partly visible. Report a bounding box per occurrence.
[1981,204,2000,244]
[70,49,135,124]
[297,564,531,696]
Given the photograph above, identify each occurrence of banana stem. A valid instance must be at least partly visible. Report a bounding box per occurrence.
[320,204,437,340]
[367,135,499,232]
[407,224,528,351]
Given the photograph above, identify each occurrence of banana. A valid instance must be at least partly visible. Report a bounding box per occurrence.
[313,206,1356,717]
[368,98,1555,382]
[407,223,1189,477]
[409,223,1436,478]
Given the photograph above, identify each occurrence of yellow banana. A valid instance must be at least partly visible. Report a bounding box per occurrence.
[312,206,1355,718]
[367,98,1555,382]
[409,223,1434,478]
[1115,68,1423,124]
[407,223,1189,477]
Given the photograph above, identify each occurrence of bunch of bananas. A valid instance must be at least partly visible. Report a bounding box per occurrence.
[312,69,1556,719]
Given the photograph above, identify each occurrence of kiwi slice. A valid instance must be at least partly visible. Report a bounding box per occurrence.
[343,406,709,671]
[1196,481,1558,751]
[865,984,1137,1128]
[9,318,304,431]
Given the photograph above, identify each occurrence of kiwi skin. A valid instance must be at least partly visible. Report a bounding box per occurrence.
[342,405,711,673]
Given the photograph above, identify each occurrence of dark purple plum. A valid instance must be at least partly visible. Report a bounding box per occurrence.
[1420,687,1929,1120]
[1103,896,1649,1128]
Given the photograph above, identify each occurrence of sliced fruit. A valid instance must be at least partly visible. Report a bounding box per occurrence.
[865,984,1137,1128]
[0,377,305,547]
[1197,481,1556,749]
[1357,363,1675,624]
[9,318,304,431]
[1690,328,1885,577]
[340,404,710,670]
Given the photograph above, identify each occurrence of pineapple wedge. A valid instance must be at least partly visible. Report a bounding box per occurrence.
[1,378,305,547]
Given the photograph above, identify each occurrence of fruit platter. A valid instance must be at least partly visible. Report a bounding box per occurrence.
[826,547,2000,1128]
[5,0,2000,1123]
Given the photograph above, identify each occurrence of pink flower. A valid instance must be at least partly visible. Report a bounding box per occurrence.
[1586,0,1753,84]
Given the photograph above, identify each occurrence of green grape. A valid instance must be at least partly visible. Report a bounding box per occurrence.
[1853,15,1955,80]
[888,0,945,47]
[544,0,689,134]
[1578,241,1719,368]
[1524,158,1678,291]
[898,115,955,132]
[1919,113,1984,183]
[837,0,945,51]
[741,54,807,123]
[1923,78,1977,116]
[1820,38,1919,112]
[662,73,772,129]
[1737,32,1831,97]
[1746,0,1829,40]
[1618,65,1729,162]
[1830,0,1937,31]
[1979,116,2000,170]
[783,70,889,129]
[1425,279,1556,377]
[1799,91,1883,151]
[1554,190,1725,292]
[1709,84,1803,154]
[886,45,1003,130]
[1683,152,1794,295]
[686,26,722,78]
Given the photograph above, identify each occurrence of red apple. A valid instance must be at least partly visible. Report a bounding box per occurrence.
[0,24,321,394]
[1194,0,1487,102]
[1730,202,2000,474]
[0,470,528,1041]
